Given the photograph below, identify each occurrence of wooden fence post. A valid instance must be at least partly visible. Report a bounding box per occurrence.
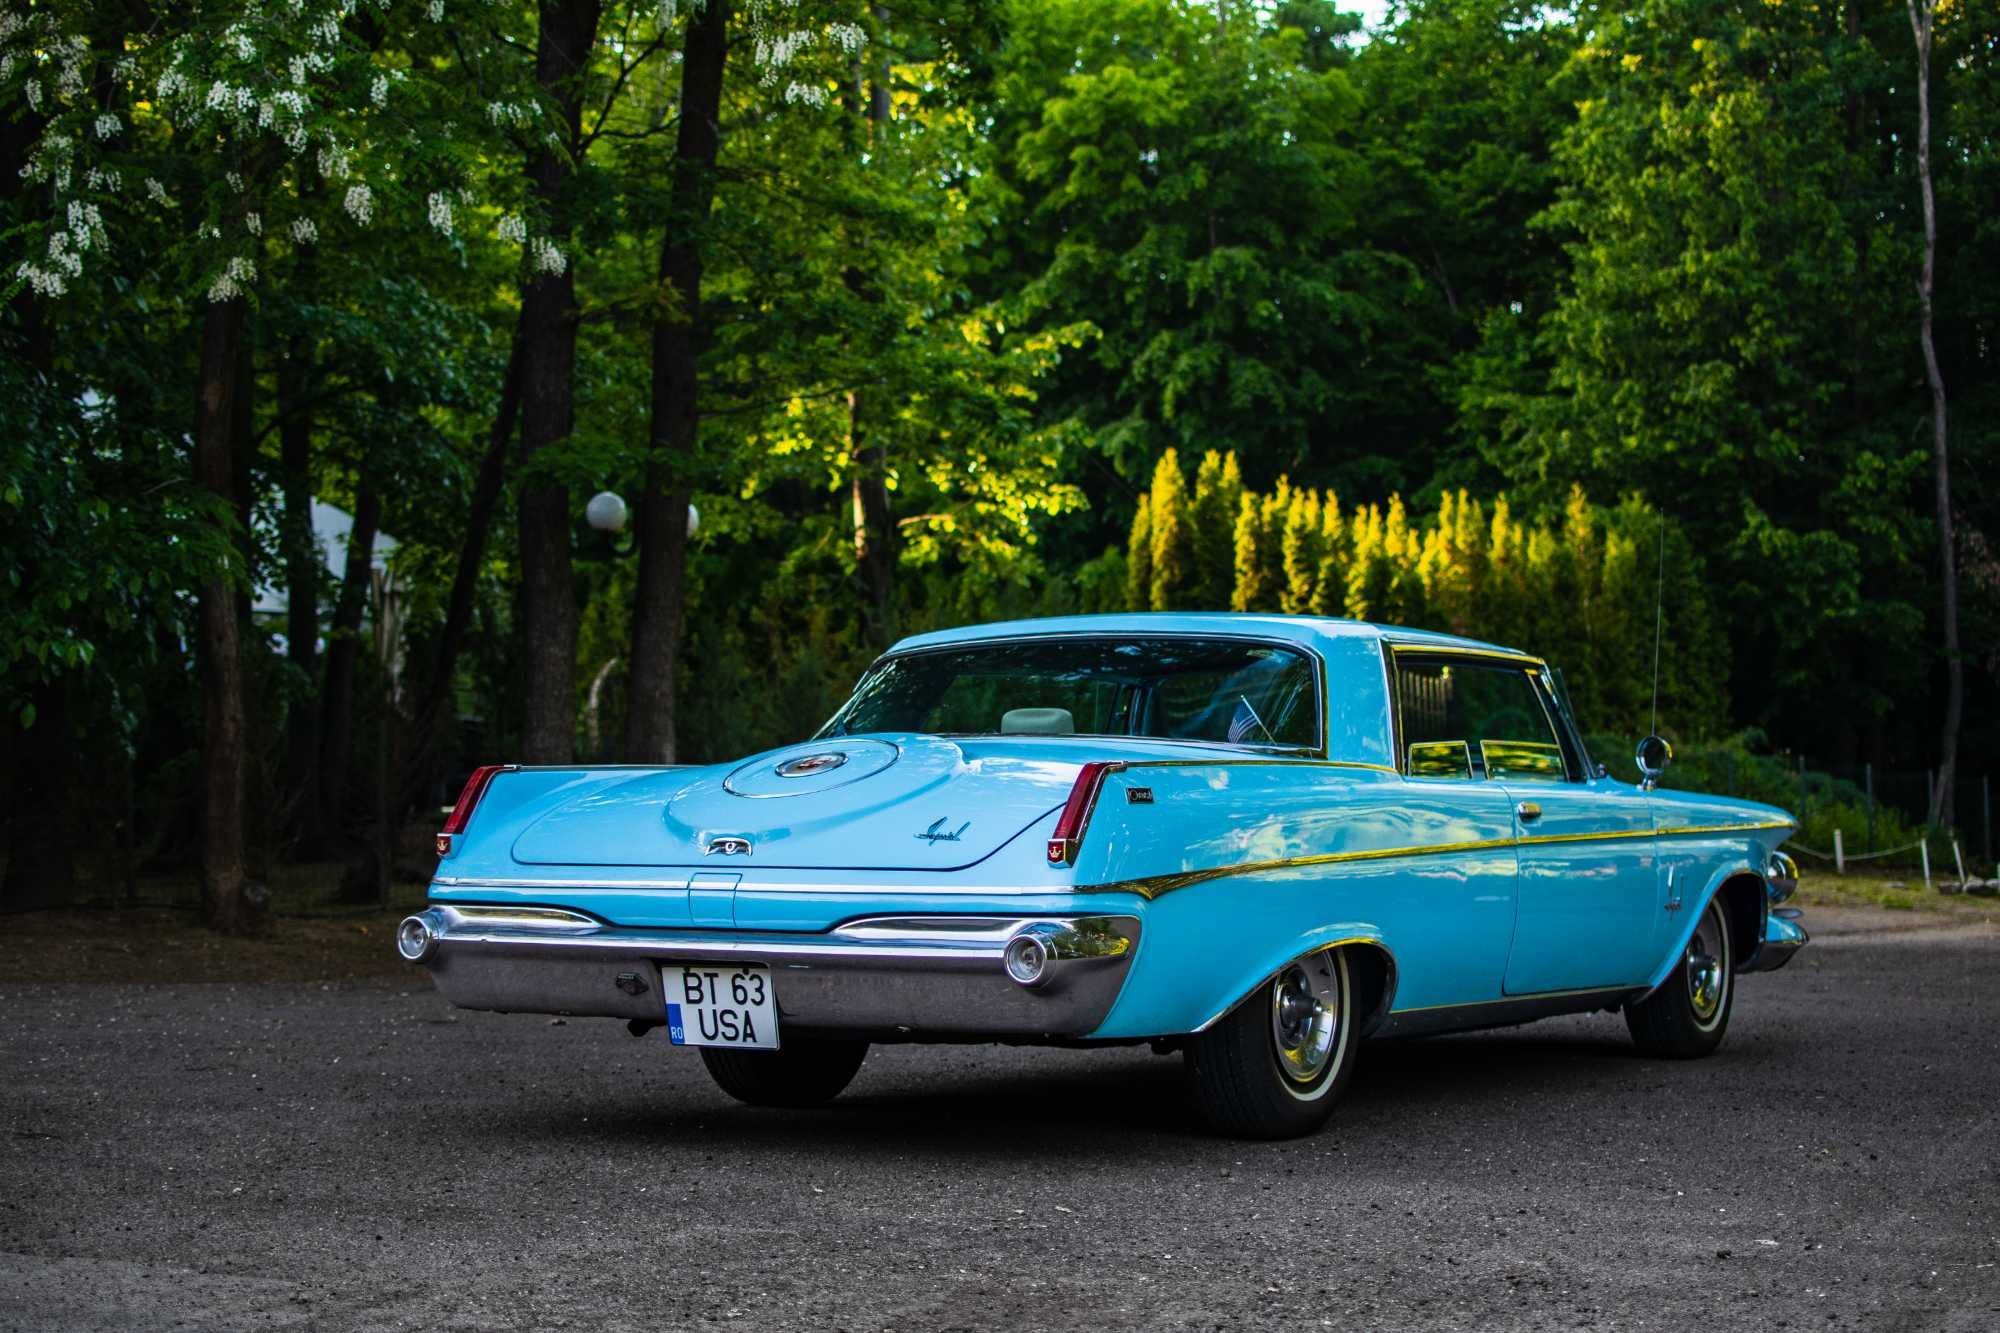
[1834,829,1845,875]
[1920,838,1932,892]
[1865,762,1875,853]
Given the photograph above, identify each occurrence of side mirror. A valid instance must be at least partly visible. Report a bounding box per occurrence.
[1635,735,1673,790]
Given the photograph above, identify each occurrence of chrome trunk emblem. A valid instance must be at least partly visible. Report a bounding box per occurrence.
[706,836,753,856]
[915,818,970,844]
[775,751,848,778]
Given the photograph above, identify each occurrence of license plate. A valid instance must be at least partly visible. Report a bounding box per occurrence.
[663,964,779,1049]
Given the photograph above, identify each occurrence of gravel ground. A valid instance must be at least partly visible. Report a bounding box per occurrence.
[3,905,1997,1332]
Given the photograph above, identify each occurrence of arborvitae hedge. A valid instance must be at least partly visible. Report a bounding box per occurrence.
[1125,450,1728,739]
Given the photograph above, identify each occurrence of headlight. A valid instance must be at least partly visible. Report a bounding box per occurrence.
[1766,851,1800,904]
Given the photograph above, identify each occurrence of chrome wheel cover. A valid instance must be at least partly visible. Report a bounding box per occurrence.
[1270,951,1344,1085]
[1686,900,1729,1028]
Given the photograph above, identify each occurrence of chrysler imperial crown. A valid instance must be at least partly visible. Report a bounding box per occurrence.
[399,614,1807,1138]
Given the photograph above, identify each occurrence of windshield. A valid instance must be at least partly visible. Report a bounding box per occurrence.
[820,637,1321,750]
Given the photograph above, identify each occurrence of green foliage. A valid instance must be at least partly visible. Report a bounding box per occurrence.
[2,0,1994,896]
[1458,0,1939,754]
[988,0,1415,487]
[0,357,233,729]
[1124,452,1728,739]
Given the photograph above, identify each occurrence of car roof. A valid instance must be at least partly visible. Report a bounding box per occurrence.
[887,613,1531,660]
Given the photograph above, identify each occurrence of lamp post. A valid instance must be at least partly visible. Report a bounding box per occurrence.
[580,491,699,558]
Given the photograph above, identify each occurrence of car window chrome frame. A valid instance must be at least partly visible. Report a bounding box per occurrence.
[817,631,1332,760]
[1382,643,1583,784]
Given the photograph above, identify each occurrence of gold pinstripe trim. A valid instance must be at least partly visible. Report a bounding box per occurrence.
[1384,642,1543,666]
[1078,819,1795,901]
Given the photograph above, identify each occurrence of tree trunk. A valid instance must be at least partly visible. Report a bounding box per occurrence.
[516,0,605,764]
[403,327,524,807]
[196,297,254,933]
[849,393,893,641]
[846,16,895,643]
[2,680,75,909]
[1909,0,1958,828]
[278,334,323,855]
[623,0,730,765]
[320,479,380,836]
[231,318,257,626]
[1,104,66,909]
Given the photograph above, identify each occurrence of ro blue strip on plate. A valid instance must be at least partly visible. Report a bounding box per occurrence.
[666,1002,685,1045]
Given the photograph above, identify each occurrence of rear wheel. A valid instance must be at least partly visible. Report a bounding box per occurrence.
[1625,896,1733,1058]
[1183,947,1358,1139]
[699,1038,869,1108]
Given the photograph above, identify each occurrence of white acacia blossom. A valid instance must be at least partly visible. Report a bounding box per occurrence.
[426,191,454,236]
[92,112,120,140]
[529,236,566,276]
[744,2,868,111]
[496,214,527,244]
[16,231,84,297]
[344,184,374,225]
[291,218,319,245]
[206,255,256,303]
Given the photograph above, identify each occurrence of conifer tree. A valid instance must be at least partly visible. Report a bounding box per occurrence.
[1148,448,1191,611]
[1127,491,1154,612]
[1310,493,1347,616]
[1231,492,1263,612]
[1347,504,1392,621]
[1254,478,1292,612]
[1281,489,1322,614]
[1189,449,1240,610]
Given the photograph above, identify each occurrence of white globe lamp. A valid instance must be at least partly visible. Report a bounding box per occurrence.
[584,490,628,534]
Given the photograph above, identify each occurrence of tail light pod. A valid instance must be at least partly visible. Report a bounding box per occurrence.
[435,764,508,857]
[1047,761,1125,866]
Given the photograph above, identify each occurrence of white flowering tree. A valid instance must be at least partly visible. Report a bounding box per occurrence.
[2,0,483,928]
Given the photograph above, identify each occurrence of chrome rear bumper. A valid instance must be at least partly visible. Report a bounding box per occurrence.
[401,905,1141,1040]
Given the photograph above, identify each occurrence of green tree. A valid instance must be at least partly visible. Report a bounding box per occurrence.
[1148,447,1192,610]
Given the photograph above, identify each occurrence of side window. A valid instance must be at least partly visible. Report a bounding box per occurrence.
[1396,657,1572,782]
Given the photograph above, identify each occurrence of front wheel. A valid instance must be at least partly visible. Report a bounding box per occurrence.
[1183,947,1359,1139]
[700,1038,869,1108]
[1625,896,1733,1058]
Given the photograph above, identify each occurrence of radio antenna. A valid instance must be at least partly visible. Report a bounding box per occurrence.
[1650,510,1665,737]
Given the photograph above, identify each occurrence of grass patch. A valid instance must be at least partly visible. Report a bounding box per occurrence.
[1795,868,1997,920]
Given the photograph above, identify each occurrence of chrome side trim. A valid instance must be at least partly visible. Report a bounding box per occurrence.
[430,875,1058,894]
[1376,985,1643,1039]
[1079,820,1797,901]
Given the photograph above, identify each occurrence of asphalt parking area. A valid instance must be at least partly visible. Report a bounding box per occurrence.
[3,905,1997,1331]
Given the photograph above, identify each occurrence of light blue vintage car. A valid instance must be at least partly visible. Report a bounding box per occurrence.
[400,614,1807,1138]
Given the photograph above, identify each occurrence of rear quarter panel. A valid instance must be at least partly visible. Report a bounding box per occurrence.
[1080,763,1521,1038]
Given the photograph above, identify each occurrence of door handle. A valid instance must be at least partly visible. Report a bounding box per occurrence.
[1516,802,1542,822]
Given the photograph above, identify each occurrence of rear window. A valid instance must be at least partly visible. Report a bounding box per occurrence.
[822,637,1321,750]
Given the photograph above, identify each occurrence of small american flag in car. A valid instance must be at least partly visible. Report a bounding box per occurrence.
[1227,698,1260,743]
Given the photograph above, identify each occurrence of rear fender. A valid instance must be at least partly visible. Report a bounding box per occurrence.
[1090,874,1396,1040]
